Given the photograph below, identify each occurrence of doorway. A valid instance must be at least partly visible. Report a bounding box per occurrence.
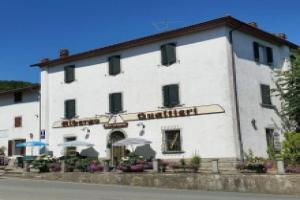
[109,131,125,165]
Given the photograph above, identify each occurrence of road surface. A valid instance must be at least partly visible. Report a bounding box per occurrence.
[0,177,298,200]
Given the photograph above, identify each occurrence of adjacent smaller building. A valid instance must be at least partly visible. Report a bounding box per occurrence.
[0,85,40,157]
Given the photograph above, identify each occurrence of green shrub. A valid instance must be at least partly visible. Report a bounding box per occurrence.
[282,131,300,165]
[190,155,201,172]
[0,146,6,155]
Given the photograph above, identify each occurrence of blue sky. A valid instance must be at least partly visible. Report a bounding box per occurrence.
[0,0,299,83]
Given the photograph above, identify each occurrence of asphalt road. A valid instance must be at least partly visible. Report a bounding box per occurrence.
[0,177,299,200]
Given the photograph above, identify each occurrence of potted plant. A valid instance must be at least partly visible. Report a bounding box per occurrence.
[190,155,201,173]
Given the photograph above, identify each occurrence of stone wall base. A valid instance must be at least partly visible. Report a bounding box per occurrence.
[24,172,300,196]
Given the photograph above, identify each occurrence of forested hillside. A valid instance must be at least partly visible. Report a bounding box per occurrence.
[0,80,36,92]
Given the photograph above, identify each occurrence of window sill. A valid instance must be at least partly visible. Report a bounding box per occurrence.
[261,103,274,109]
[162,151,185,155]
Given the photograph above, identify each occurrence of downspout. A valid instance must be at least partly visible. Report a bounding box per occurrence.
[229,26,244,162]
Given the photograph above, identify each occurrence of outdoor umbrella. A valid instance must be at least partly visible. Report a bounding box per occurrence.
[113,138,152,151]
[57,141,94,147]
[16,141,48,148]
[16,141,48,156]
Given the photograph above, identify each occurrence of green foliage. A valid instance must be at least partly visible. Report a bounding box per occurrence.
[31,155,53,172]
[282,131,300,165]
[267,145,276,160]
[75,158,94,172]
[243,149,265,163]
[190,155,201,172]
[273,50,300,130]
[0,146,6,155]
[0,80,36,92]
[180,158,186,166]
[190,155,201,167]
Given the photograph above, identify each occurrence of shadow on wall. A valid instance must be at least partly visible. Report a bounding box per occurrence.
[135,144,156,160]
[80,147,99,158]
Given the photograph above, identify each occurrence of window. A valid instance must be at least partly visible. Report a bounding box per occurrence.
[14,92,23,103]
[161,43,176,66]
[109,93,122,114]
[14,139,26,156]
[163,84,180,108]
[266,128,274,149]
[64,65,75,83]
[163,130,182,153]
[260,84,273,108]
[14,116,22,128]
[64,137,76,156]
[253,42,273,66]
[108,55,121,75]
[65,99,76,119]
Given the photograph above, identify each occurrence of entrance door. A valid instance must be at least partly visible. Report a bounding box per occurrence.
[109,131,125,165]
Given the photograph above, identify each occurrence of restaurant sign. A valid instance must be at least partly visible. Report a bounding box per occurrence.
[52,104,225,128]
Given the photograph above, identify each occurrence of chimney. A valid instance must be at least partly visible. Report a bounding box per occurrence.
[248,22,258,28]
[277,33,287,39]
[59,49,69,58]
[41,58,49,64]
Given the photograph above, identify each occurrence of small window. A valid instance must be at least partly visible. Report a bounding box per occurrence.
[64,65,75,83]
[109,93,122,114]
[253,42,274,66]
[65,99,76,119]
[260,84,272,108]
[108,55,121,75]
[163,130,182,153]
[161,43,176,66]
[14,92,23,103]
[14,116,22,128]
[163,84,179,108]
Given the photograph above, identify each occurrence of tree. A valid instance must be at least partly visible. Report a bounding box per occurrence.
[0,80,35,92]
[273,50,300,132]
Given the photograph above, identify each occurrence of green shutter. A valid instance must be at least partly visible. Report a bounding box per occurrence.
[163,86,170,107]
[253,42,260,61]
[65,100,76,119]
[163,84,179,107]
[109,56,121,75]
[261,84,272,105]
[161,43,176,66]
[266,47,273,64]
[161,45,168,66]
[169,84,179,107]
[109,93,122,114]
[64,65,75,83]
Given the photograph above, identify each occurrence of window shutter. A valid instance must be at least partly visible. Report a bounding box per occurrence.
[64,65,75,83]
[161,43,176,66]
[65,100,76,119]
[161,45,168,66]
[109,56,121,75]
[253,42,260,61]
[266,47,273,64]
[169,84,179,107]
[163,84,179,107]
[260,84,272,105]
[163,86,170,107]
[15,117,22,128]
[109,93,122,114]
[166,44,176,65]
[8,140,12,156]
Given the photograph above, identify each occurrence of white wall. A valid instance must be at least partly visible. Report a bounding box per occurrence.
[42,27,240,160]
[0,90,40,156]
[232,30,291,157]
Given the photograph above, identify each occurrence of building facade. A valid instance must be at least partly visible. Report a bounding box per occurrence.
[0,85,40,157]
[31,16,298,166]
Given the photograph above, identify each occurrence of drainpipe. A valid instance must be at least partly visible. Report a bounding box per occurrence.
[229,26,244,162]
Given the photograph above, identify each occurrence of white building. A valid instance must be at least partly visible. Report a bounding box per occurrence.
[0,85,40,157]
[31,16,298,168]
